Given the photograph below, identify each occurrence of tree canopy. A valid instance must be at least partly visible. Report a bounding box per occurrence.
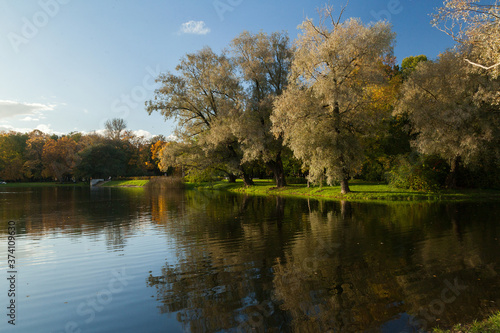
[229,30,294,187]
[395,51,500,187]
[433,0,500,76]
[141,2,499,192]
[272,8,396,193]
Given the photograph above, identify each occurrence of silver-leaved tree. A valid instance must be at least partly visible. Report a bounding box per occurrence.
[395,50,500,188]
[271,6,396,193]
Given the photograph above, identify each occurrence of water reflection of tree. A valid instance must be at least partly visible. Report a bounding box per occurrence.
[145,193,500,332]
[147,192,302,332]
[273,201,402,332]
[271,201,500,332]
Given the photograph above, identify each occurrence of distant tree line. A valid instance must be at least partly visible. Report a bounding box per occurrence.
[145,3,500,192]
[0,119,167,182]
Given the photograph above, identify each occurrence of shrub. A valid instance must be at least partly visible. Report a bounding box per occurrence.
[146,176,184,190]
[388,154,449,192]
[183,168,221,183]
[286,176,308,184]
[360,160,386,181]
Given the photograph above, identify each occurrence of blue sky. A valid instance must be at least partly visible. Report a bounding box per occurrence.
[0,0,454,138]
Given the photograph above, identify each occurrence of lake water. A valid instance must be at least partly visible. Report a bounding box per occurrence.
[1,186,499,333]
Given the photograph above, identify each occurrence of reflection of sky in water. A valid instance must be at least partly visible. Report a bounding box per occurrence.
[0,222,181,332]
[0,187,182,332]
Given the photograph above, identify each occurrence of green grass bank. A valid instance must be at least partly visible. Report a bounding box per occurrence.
[99,180,150,187]
[433,311,500,332]
[190,179,500,202]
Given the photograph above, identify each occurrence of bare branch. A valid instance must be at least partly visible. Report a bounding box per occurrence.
[336,1,350,26]
[464,58,500,70]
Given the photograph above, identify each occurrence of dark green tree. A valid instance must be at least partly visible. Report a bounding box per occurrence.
[76,142,127,179]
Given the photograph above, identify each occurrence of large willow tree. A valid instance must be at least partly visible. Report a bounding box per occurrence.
[146,47,249,182]
[230,31,293,187]
[272,7,395,193]
[395,51,500,187]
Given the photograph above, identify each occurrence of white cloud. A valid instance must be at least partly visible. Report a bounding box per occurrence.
[133,129,153,139]
[19,116,40,122]
[166,134,178,141]
[89,128,153,140]
[94,129,107,136]
[0,100,55,119]
[0,123,63,135]
[179,21,210,35]
[36,124,64,135]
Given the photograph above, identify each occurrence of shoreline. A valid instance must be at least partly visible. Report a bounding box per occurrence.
[3,179,500,202]
[433,311,500,332]
[189,180,500,203]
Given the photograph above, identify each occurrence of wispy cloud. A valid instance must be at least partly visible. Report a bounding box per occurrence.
[133,129,153,139]
[94,128,154,140]
[19,116,41,122]
[0,123,63,135]
[0,100,55,120]
[179,20,210,35]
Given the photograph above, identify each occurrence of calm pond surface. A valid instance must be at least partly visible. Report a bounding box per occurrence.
[0,186,499,333]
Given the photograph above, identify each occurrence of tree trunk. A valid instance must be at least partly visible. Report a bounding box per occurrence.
[446,155,461,189]
[266,152,287,188]
[340,177,351,194]
[340,200,352,220]
[338,153,350,194]
[275,196,285,230]
[242,172,254,186]
[227,173,237,183]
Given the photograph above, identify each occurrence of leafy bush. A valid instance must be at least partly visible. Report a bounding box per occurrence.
[387,154,449,191]
[183,168,221,183]
[360,159,386,182]
[286,176,308,184]
[146,176,184,189]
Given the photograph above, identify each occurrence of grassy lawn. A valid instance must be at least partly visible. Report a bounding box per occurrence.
[100,180,150,187]
[433,312,500,332]
[190,179,500,202]
[0,182,87,188]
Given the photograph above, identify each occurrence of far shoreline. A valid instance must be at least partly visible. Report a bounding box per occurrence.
[2,179,500,202]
